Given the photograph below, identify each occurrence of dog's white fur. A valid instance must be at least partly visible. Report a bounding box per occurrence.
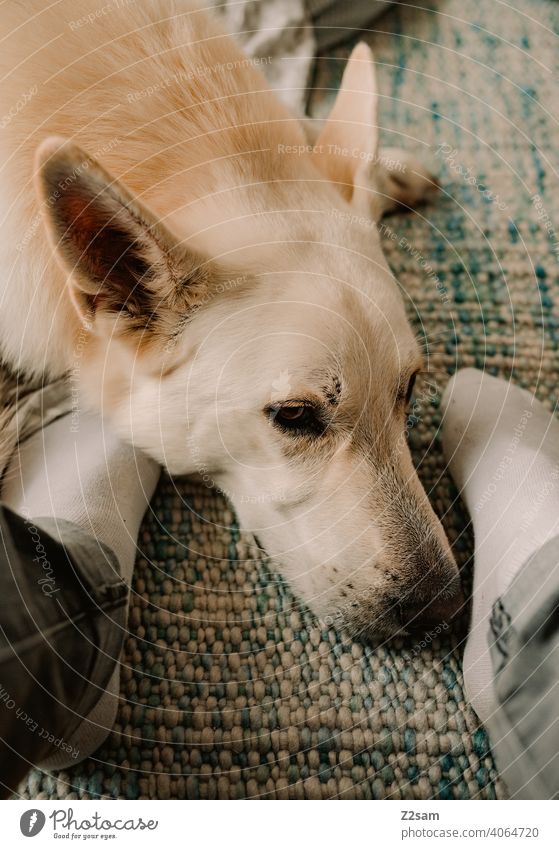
[0,0,461,637]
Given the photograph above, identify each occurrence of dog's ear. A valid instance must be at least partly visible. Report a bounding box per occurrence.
[35,136,223,344]
[312,43,379,202]
[310,45,438,218]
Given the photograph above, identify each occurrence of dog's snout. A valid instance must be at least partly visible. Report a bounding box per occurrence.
[388,496,462,633]
[399,581,465,634]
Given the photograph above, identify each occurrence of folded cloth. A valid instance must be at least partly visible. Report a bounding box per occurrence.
[486,535,559,800]
[306,0,398,51]
[0,505,128,797]
[211,0,314,114]
[211,0,396,114]
[0,367,74,484]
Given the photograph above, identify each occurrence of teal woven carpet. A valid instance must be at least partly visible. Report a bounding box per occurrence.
[21,0,559,799]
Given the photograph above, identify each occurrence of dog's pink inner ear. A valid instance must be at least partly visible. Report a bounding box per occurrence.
[36,141,182,323]
[311,42,379,201]
[49,178,152,309]
[37,139,234,345]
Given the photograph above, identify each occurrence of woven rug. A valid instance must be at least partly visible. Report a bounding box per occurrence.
[21,0,559,799]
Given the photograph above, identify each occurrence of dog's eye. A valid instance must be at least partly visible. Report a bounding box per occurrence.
[405,372,417,406]
[267,402,324,435]
[276,405,307,422]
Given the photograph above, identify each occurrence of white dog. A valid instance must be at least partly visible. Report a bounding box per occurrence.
[0,0,462,637]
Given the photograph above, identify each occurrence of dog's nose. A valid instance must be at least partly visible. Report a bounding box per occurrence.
[399,585,465,634]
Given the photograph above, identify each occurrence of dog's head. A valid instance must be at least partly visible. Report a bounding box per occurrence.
[35,45,461,639]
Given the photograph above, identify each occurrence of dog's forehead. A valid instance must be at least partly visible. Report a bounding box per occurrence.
[274,270,414,355]
[224,277,416,392]
[195,254,417,403]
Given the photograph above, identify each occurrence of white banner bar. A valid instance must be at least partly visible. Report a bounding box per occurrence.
[2,799,557,848]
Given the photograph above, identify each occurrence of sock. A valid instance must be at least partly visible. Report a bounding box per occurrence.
[1,386,160,769]
[441,368,559,724]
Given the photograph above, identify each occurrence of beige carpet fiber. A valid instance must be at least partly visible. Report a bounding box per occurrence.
[22,0,559,799]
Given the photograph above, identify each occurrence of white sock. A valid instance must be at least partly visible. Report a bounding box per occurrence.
[1,388,160,769]
[441,368,559,724]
